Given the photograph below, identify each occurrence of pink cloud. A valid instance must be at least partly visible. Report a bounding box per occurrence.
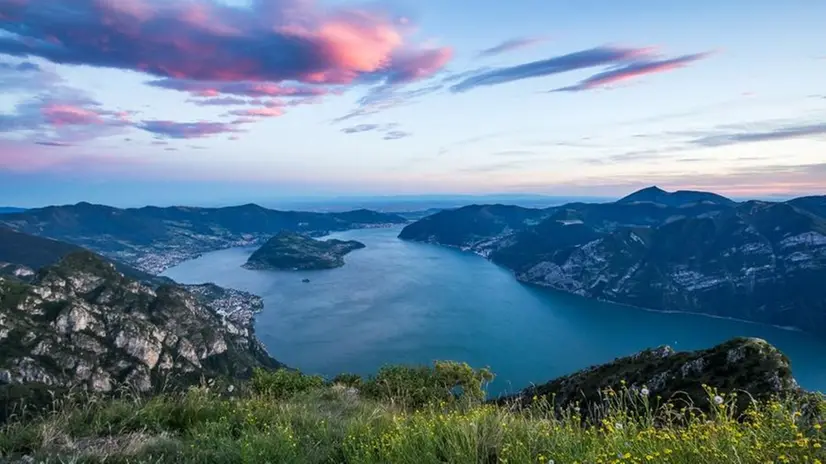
[0,0,451,86]
[228,107,285,118]
[552,52,712,92]
[41,104,104,126]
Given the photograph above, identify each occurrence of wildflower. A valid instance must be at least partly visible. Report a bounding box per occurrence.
[815,424,822,430]
[227,384,235,393]
[640,387,650,396]
[814,443,822,449]
[713,395,724,405]
[615,423,624,431]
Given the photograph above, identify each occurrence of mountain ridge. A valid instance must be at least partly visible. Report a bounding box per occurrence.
[0,203,407,274]
[399,187,826,335]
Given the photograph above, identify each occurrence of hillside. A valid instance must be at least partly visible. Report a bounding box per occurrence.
[243,232,366,270]
[0,203,406,274]
[0,227,169,286]
[616,186,736,207]
[399,188,826,334]
[0,252,280,396]
[397,204,550,249]
[0,208,25,215]
[1,338,822,462]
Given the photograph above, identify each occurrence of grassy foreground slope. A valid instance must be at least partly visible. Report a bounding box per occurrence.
[1,362,824,463]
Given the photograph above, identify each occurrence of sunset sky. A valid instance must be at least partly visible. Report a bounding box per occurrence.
[1,0,824,207]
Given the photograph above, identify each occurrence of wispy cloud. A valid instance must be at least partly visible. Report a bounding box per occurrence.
[450,46,653,93]
[341,124,381,134]
[551,52,712,92]
[137,120,244,139]
[189,97,250,107]
[149,79,331,99]
[690,122,826,147]
[383,130,411,140]
[227,107,285,118]
[451,46,710,93]
[340,122,406,140]
[34,141,72,147]
[477,37,548,58]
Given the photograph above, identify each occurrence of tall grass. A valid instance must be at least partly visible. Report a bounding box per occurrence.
[0,366,823,463]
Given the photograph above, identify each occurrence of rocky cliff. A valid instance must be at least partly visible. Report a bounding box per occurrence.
[400,188,826,334]
[0,252,280,393]
[243,231,366,270]
[500,337,800,417]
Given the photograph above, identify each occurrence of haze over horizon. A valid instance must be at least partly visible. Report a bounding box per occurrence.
[1,0,825,207]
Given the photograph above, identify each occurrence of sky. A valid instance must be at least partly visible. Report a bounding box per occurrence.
[0,0,825,207]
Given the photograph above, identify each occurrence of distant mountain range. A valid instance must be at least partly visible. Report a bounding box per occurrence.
[0,203,406,274]
[399,187,826,335]
[0,207,25,215]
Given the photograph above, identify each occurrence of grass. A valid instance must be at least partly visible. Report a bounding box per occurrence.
[0,365,824,463]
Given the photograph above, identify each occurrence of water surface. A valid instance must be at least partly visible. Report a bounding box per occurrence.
[163,226,826,395]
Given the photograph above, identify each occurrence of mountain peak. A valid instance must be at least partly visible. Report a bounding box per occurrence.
[618,186,734,207]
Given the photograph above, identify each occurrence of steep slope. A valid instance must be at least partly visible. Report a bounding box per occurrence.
[0,252,280,393]
[0,203,406,273]
[397,204,549,249]
[617,186,736,207]
[243,232,366,270]
[501,337,799,416]
[510,202,826,332]
[0,227,168,285]
[788,195,826,219]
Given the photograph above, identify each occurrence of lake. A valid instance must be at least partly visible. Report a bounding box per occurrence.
[163,226,826,395]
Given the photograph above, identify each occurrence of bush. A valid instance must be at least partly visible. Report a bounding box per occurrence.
[330,373,363,388]
[249,368,324,399]
[360,361,494,408]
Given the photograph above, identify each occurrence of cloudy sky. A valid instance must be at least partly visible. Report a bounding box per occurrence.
[1,0,824,206]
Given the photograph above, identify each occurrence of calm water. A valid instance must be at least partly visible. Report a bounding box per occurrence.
[163,226,826,395]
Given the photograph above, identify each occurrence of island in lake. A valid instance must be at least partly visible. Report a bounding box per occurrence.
[242,231,366,270]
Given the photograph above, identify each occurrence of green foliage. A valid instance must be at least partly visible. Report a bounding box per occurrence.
[249,368,324,399]
[360,361,494,408]
[0,378,823,463]
[331,373,363,388]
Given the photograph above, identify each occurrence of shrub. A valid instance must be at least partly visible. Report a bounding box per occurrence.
[360,361,494,408]
[249,368,324,399]
[330,373,363,388]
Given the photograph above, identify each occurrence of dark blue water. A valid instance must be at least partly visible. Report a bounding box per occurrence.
[163,226,826,395]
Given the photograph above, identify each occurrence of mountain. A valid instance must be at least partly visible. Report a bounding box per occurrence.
[243,232,366,270]
[0,251,280,394]
[0,227,169,286]
[399,189,826,334]
[617,186,736,207]
[788,195,826,219]
[500,337,799,417]
[0,207,25,215]
[397,204,550,249]
[0,203,406,274]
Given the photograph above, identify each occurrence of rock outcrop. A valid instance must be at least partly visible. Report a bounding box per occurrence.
[499,338,800,416]
[0,252,280,393]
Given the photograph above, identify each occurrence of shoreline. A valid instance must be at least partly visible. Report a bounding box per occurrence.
[400,236,811,337]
